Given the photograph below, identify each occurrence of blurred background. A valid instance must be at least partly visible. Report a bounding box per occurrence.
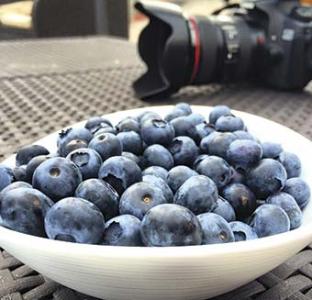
[0,0,242,42]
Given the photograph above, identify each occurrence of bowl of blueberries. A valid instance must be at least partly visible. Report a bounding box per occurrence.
[0,104,311,300]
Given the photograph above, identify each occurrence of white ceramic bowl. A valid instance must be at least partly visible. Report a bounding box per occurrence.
[0,105,312,300]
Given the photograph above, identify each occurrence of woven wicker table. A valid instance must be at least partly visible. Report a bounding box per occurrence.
[0,37,312,300]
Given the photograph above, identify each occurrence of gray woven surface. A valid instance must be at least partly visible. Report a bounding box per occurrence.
[0,37,312,299]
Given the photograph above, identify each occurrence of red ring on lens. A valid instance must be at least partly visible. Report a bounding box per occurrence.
[189,16,201,83]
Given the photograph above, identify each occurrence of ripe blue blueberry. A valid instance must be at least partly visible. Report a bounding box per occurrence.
[215,115,245,132]
[230,169,245,184]
[249,204,290,237]
[0,187,53,236]
[175,103,192,114]
[102,215,142,246]
[233,130,256,141]
[121,152,141,165]
[197,213,234,244]
[93,125,117,136]
[44,197,105,244]
[116,117,140,133]
[165,108,189,122]
[195,156,232,189]
[209,105,231,124]
[119,182,167,220]
[142,166,168,181]
[278,151,301,178]
[267,192,302,229]
[212,197,236,222]
[246,159,287,198]
[170,116,198,140]
[168,136,199,166]
[141,203,202,246]
[16,145,49,166]
[193,154,210,170]
[227,140,263,171]
[222,183,256,220]
[167,165,198,193]
[283,178,311,209]
[117,131,142,155]
[0,165,14,192]
[195,122,215,141]
[12,165,27,182]
[88,133,122,161]
[174,175,218,214]
[62,139,88,157]
[25,155,50,183]
[201,132,238,159]
[261,142,283,159]
[75,179,119,220]
[32,157,82,201]
[142,174,173,203]
[143,144,174,170]
[0,181,32,194]
[141,118,175,146]
[98,156,142,195]
[137,111,161,125]
[229,221,258,241]
[85,116,112,133]
[57,128,92,157]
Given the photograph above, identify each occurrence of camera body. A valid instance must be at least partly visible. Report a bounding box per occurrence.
[134,0,312,99]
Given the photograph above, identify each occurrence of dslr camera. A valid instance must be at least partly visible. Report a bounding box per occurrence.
[133,0,312,99]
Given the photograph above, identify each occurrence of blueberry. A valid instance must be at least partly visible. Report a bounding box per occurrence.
[229,221,258,241]
[142,166,168,181]
[116,117,140,133]
[25,155,50,183]
[137,111,161,125]
[246,159,287,198]
[0,181,32,194]
[98,156,142,195]
[165,108,189,122]
[0,187,53,236]
[283,178,310,209]
[143,144,174,170]
[168,136,199,166]
[201,132,237,159]
[141,119,175,146]
[249,204,290,237]
[93,125,117,136]
[195,156,232,189]
[32,157,82,201]
[261,142,283,159]
[119,182,167,220]
[209,105,231,124]
[117,131,142,155]
[278,151,301,178]
[170,116,197,139]
[12,165,27,182]
[62,139,88,157]
[88,133,122,161]
[0,165,14,192]
[57,128,92,157]
[186,113,205,125]
[142,175,173,203]
[230,169,245,184]
[85,116,112,133]
[197,213,234,244]
[16,145,49,166]
[212,197,236,222]
[193,154,210,170]
[175,102,192,114]
[174,175,218,214]
[141,203,202,246]
[122,152,141,165]
[215,115,245,132]
[44,197,105,244]
[195,122,215,141]
[222,183,256,220]
[75,179,119,220]
[227,140,263,171]
[102,215,142,246]
[267,192,302,229]
[233,131,256,141]
[167,166,198,193]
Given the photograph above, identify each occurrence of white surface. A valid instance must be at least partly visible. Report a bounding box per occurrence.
[0,105,312,300]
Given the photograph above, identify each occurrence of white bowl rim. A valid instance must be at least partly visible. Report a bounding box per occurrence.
[0,105,311,258]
